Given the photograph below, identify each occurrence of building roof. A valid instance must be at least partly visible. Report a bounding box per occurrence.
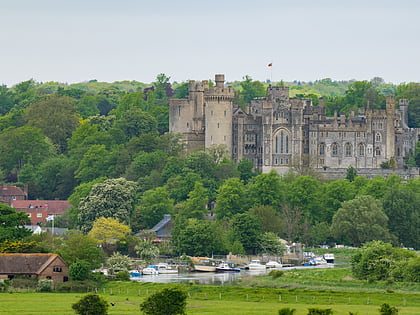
[0,185,26,197]
[11,200,70,215]
[0,253,66,274]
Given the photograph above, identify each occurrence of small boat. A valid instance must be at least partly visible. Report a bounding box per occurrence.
[215,262,240,272]
[192,257,217,272]
[323,253,335,264]
[129,270,142,280]
[266,261,282,269]
[248,259,267,270]
[142,265,159,275]
[157,263,178,274]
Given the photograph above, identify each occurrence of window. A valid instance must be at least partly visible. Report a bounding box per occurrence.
[319,143,325,155]
[331,143,338,156]
[53,267,62,272]
[36,213,42,218]
[274,130,289,154]
[345,143,352,157]
[375,147,381,156]
[359,144,365,156]
[375,133,381,142]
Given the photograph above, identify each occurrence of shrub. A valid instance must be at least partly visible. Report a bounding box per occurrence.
[307,308,333,315]
[379,303,398,315]
[37,279,53,292]
[269,269,284,279]
[69,260,92,281]
[72,293,109,315]
[54,280,100,293]
[279,307,296,315]
[140,287,187,315]
[115,270,130,281]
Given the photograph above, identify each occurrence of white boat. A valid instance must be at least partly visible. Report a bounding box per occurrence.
[266,261,282,269]
[215,262,240,272]
[129,270,142,280]
[142,265,159,275]
[248,259,267,270]
[194,264,217,272]
[157,263,178,274]
[323,253,335,264]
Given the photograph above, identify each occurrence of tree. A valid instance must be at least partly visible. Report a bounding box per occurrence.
[78,178,137,233]
[214,178,246,219]
[75,145,113,183]
[237,158,255,183]
[249,205,283,234]
[345,166,357,182]
[351,241,416,281]
[229,213,262,254]
[0,203,31,242]
[88,217,131,245]
[72,294,109,315]
[106,252,131,275]
[69,260,92,281]
[280,203,302,242]
[114,107,157,140]
[379,303,398,315]
[140,287,187,315]
[178,181,209,219]
[246,171,284,209]
[134,187,174,229]
[258,232,286,256]
[24,94,80,152]
[0,126,53,175]
[135,240,159,263]
[57,231,104,269]
[0,85,14,115]
[238,75,266,106]
[331,195,392,246]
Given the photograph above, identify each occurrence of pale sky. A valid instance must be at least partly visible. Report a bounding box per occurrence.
[1,0,419,87]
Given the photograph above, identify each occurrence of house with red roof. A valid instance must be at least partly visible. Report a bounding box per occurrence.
[11,200,70,225]
[0,184,27,206]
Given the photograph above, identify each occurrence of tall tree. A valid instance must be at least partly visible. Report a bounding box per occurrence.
[24,94,80,152]
[0,203,31,242]
[214,178,246,219]
[331,195,393,246]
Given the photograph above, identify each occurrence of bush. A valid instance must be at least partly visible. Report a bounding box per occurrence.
[0,279,10,291]
[140,287,187,315]
[37,279,53,292]
[54,280,100,293]
[115,270,130,281]
[269,269,284,279]
[379,303,398,315]
[69,260,92,281]
[278,307,296,315]
[307,308,333,315]
[72,293,109,315]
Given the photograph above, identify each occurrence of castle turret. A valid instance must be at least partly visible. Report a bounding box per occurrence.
[204,74,234,152]
[385,95,396,159]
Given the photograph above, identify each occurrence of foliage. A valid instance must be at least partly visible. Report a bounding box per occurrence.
[106,252,131,275]
[249,205,283,234]
[350,241,416,281]
[345,166,357,182]
[37,279,53,292]
[135,240,160,263]
[307,308,333,315]
[72,293,109,315]
[379,303,398,315]
[88,217,131,245]
[115,270,130,281]
[278,308,295,315]
[331,195,392,246]
[69,260,93,281]
[258,232,286,256]
[0,240,36,253]
[0,203,31,242]
[140,287,187,315]
[215,178,246,219]
[78,178,137,233]
[229,213,262,254]
[270,269,285,279]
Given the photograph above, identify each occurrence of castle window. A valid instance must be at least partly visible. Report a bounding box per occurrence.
[178,106,181,116]
[331,143,338,156]
[397,147,400,156]
[345,143,352,156]
[224,110,226,117]
[319,143,325,155]
[359,144,365,156]
[375,147,381,156]
[217,123,220,128]
[224,135,226,141]
[186,122,189,128]
[274,130,289,154]
[375,133,381,142]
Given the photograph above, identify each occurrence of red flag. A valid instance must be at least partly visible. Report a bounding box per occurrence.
[268,63,272,67]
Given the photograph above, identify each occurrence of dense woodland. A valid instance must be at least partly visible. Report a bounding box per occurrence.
[0,75,420,266]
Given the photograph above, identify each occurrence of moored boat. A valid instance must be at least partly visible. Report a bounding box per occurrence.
[142,265,159,275]
[248,259,267,270]
[266,261,282,269]
[215,262,241,272]
[157,263,178,274]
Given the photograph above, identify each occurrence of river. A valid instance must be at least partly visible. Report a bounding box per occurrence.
[130,265,334,285]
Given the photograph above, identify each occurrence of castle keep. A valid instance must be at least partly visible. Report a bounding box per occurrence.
[169,74,420,179]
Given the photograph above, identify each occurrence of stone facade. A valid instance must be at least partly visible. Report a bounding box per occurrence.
[169,74,420,179]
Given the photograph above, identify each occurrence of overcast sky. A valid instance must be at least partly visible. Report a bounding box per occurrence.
[1,0,419,87]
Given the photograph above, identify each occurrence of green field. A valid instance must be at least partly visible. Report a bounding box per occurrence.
[1,280,419,315]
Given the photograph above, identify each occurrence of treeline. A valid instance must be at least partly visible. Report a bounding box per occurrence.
[0,75,419,261]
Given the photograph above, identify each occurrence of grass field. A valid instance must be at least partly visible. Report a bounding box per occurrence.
[1,280,419,315]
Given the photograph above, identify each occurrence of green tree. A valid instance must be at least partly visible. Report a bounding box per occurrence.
[247,171,284,208]
[379,303,398,315]
[0,204,31,242]
[106,252,131,275]
[351,241,415,281]
[0,85,14,115]
[178,181,208,219]
[75,145,113,183]
[258,232,286,256]
[24,94,80,152]
[72,294,109,315]
[237,158,256,183]
[114,107,157,141]
[345,166,357,182]
[57,231,104,269]
[135,240,160,263]
[249,205,283,234]
[214,178,246,219]
[134,187,174,229]
[229,213,262,254]
[331,195,392,246]
[0,126,53,175]
[238,75,266,106]
[78,178,137,233]
[140,287,187,315]
[88,217,131,245]
[69,260,92,281]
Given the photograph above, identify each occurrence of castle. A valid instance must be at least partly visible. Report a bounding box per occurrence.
[169,74,420,179]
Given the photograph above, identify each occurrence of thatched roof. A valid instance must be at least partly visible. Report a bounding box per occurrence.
[0,253,65,274]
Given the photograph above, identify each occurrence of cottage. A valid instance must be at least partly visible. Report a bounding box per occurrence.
[0,253,69,282]
[11,200,70,225]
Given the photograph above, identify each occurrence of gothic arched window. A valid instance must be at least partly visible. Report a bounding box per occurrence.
[375,147,381,156]
[319,143,325,155]
[274,130,289,154]
[358,143,365,156]
[331,143,339,156]
[345,143,352,157]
